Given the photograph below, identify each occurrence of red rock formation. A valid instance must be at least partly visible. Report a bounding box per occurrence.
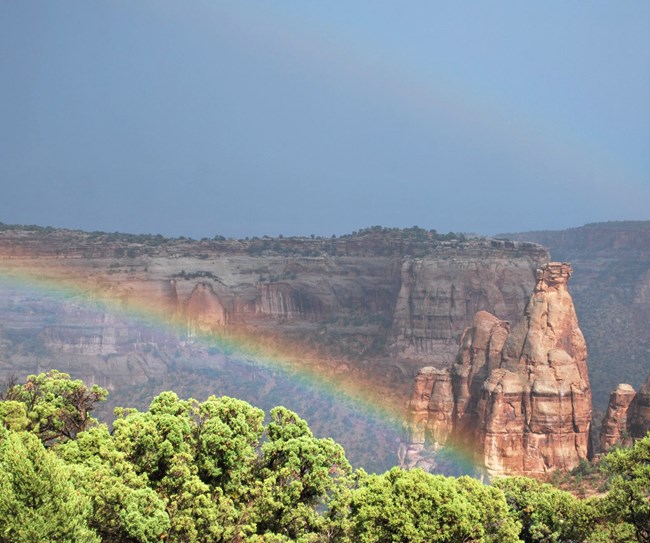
[600,384,636,451]
[599,373,650,452]
[505,222,650,417]
[475,368,527,474]
[399,367,443,470]
[399,366,455,471]
[424,369,455,444]
[481,262,592,475]
[401,262,593,476]
[451,311,509,434]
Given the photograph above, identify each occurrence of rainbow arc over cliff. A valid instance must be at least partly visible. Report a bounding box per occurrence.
[0,257,478,474]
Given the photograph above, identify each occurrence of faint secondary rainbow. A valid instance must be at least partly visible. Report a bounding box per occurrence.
[0,258,478,475]
[190,1,648,220]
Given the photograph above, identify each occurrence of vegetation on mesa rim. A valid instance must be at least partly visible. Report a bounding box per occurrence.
[0,222,472,256]
[0,221,466,241]
[1,371,650,543]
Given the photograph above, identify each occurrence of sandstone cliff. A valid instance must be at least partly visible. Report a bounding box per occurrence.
[0,225,547,472]
[391,245,537,366]
[400,262,593,476]
[0,226,547,390]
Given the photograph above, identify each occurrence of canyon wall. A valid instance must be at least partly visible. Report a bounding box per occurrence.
[0,226,547,407]
[400,262,593,476]
[5,223,649,472]
[390,249,537,366]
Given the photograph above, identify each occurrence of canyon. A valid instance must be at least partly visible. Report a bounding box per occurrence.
[1,221,649,473]
[0,224,546,472]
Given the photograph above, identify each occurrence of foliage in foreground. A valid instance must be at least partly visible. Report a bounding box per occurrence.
[1,371,650,542]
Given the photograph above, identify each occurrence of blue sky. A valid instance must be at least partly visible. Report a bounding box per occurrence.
[2,1,649,238]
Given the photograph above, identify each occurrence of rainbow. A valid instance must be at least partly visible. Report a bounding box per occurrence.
[0,257,478,475]
[158,1,648,210]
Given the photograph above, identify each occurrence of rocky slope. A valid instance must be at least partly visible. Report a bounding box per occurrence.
[400,263,592,477]
[503,221,650,410]
[0,224,547,471]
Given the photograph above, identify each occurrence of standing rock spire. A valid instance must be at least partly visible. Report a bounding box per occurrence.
[400,262,593,476]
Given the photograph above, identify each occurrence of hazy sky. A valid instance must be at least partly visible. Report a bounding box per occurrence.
[2,1,649,238]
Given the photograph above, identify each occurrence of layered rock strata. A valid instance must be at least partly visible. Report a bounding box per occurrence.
[0,227,547,397]
[391,252,539,365]
[401,262,593,476]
